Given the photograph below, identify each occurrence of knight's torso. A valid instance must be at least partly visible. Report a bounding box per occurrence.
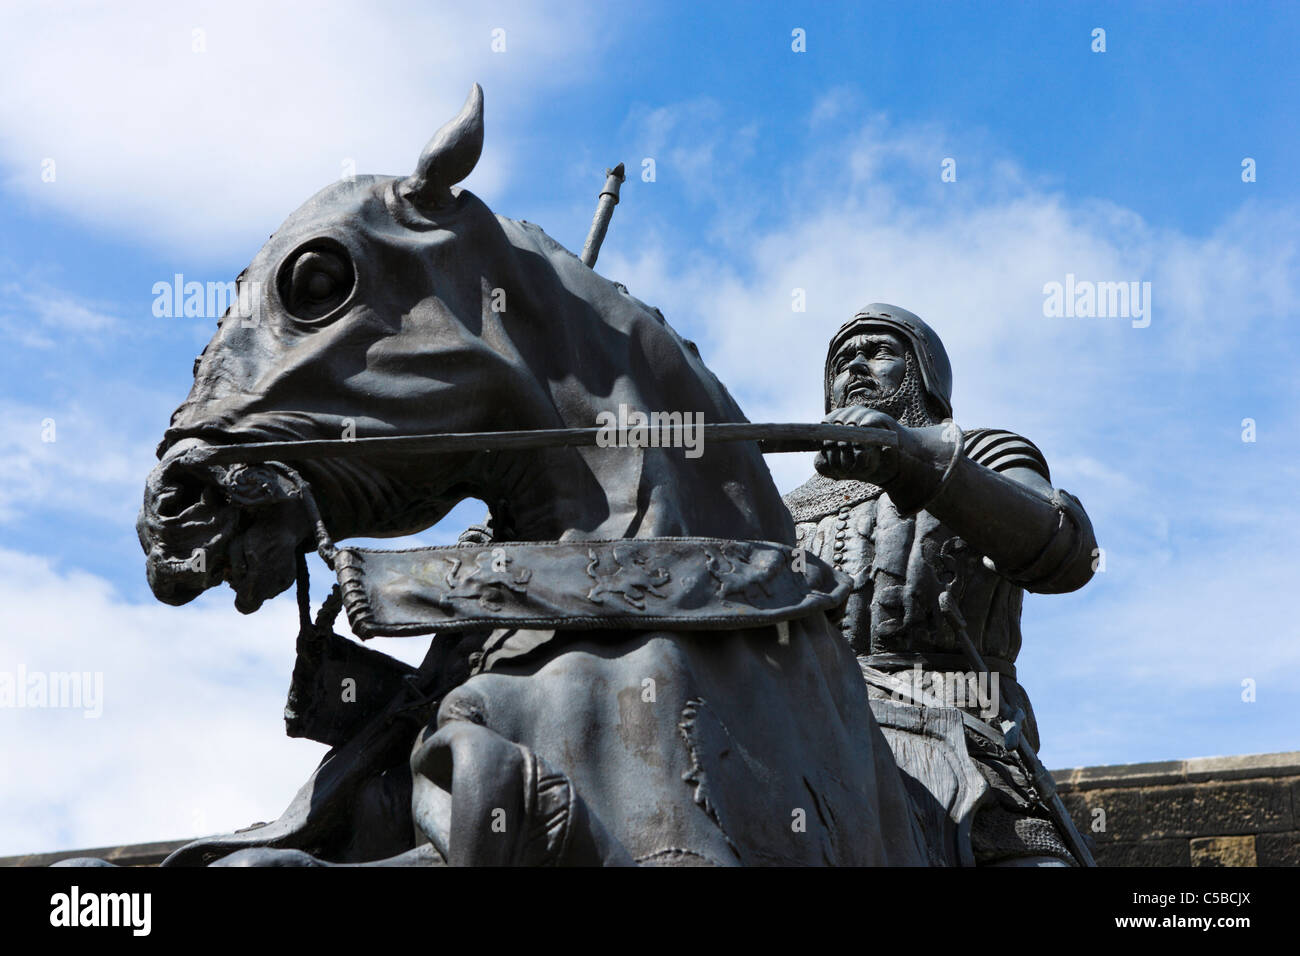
[784,426,1058,757]
[786,426,1052,669]
[788,478,1024,667]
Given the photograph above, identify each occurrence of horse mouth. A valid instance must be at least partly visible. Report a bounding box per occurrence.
[138,436,312,613]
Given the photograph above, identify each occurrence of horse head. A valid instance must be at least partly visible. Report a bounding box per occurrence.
[138,85,791,614]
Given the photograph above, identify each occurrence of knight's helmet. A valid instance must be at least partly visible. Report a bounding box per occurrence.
[823,303,953,418]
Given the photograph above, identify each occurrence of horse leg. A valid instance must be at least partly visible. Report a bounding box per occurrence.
[409,712,634,866]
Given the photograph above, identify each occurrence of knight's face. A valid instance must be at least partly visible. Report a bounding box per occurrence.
[829,330,908,409]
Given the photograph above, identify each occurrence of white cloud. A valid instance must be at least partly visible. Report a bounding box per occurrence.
[0,547,314,854]
[0,0,600,259]
[0,279,121,348]
[0,544,436,856]
[0,397,160,525]
[623,98,759,205]
[604,102,1300,490]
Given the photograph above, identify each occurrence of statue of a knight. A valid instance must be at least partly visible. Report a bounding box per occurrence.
[784,303,1098,866]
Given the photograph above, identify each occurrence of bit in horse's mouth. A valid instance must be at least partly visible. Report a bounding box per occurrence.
[139,446,315,612]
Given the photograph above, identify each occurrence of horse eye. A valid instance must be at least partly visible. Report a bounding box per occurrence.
[277,239,355,322]
[306,271,333,298]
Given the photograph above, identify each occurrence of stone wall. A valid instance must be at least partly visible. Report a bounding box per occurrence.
[0,839,191,868]
[4,750,1297,866]
[1054,750,1300,866]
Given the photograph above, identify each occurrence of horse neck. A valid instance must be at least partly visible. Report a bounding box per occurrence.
[463,218,794,545]
[479,363,795,546]
[481,432,793,547]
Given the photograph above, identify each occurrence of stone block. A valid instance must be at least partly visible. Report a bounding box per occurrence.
[1061,787,1145,843]
[1190,835,1256,867]
[1093,839,1190,867]
[1184,754,1300,783]
[1255,831,1300,867]
[1142,780,1293,838]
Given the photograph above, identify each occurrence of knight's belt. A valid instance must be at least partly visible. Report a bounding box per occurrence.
[335,537,850,639]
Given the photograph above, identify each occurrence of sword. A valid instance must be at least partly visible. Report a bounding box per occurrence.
[579,162,625,267]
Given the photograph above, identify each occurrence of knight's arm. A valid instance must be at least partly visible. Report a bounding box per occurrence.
[883,426,1097,594]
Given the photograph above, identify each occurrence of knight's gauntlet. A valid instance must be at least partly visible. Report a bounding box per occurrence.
[880,422,965,516]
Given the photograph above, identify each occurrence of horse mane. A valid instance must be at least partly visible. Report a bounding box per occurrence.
[496,214,750,421]
[481,211,795,544]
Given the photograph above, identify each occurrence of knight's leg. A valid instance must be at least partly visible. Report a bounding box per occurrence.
[410,719,528,866]
[966,750,1081,867]
[409,703,634,867]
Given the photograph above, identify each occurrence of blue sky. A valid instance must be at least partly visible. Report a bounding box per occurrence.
[1,1,1297,854]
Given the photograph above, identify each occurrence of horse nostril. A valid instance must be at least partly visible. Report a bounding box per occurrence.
[156,473,209,518]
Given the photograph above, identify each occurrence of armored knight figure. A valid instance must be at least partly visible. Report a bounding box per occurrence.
[785,303,1097,866]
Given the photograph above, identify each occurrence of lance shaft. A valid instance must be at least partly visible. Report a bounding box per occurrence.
[188,423,898,467]
[580,162,626,267]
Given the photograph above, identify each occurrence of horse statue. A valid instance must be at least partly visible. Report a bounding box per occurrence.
[129,85,928,866]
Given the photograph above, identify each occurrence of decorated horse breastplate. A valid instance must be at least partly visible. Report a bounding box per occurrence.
[334,537,851,640]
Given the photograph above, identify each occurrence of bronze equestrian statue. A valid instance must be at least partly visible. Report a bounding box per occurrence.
[59,86,1095,867]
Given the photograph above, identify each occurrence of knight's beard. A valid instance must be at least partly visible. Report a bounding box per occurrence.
[837,353,938,427]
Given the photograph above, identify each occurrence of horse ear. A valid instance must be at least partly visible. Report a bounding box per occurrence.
[399,83,484,214]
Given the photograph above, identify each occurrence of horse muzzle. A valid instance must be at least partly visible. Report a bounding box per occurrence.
[138,438,312,612]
